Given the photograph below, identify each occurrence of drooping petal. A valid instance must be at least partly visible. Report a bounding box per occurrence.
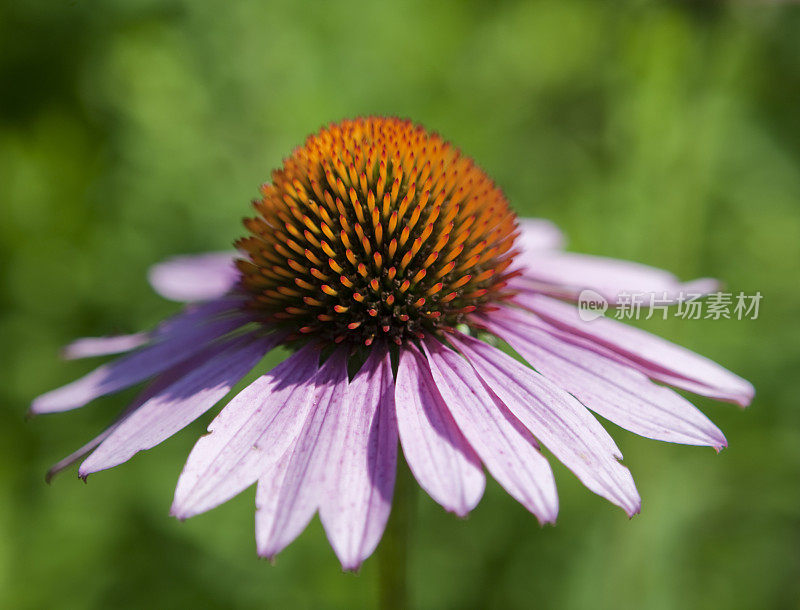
[58,288,242,365]
[516,218,565,253]
[514,251,718,304]
[171,343,319,519]
[148,252,239,302]
[394,345,485,517]
[451,333,640,516]
[256,350,350,560]
[485,307,727,449]
[62,333,150,360]
[319,345,398,571]
[78,332,280,476]
[421,337,558,524]
[153,297,247,339]
[46,416,128,483]
[514,292,754,406]
[46,372,174,482]
[31,303,250,415]
[47,305,260,480]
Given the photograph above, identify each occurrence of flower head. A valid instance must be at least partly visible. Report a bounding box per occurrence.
[237,117,518,346]
[33,117,753,571]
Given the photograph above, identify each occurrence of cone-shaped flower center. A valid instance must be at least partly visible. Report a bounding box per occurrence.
[237,117,520,346]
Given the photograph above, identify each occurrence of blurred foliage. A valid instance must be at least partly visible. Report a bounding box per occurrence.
[2,0,799,608]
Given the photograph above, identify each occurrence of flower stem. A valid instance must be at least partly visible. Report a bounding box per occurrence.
[377,459,416,610]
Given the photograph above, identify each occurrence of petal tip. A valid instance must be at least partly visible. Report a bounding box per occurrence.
[626,498,642,518]
[29,396,50,416]
[170,494,211,521]
[77,463,95,481]
[738,385,756,408]
[684,277,721,295]
[256,547,280,563]
[169,503,189,521]
[340,560,363,573]
[537,512,558,527]
[29,390,81,415]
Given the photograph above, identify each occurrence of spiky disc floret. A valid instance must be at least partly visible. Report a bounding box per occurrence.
[236,117,520,347]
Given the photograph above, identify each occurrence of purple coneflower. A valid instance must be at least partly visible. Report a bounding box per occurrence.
[33,117,753,571]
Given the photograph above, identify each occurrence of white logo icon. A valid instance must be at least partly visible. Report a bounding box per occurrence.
[577,289,608,322]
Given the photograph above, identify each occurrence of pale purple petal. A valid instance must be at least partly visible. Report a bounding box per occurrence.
[47,342,251,482]
[515,293,754,406]
[256,350,349,560]
[451,333,640,516]
[319,345,398,571]
[254,452,293,555]
[421,337,558,524]
[148,251,239,302]
[153,296,247,339]
[31,303,249,415]
[517,218,565,253]
[62,333,150,360]
[45,421,124,483]
[78,332,279,476]
[56,280,240,366]
[514,251,718,304]
[486,307,727,449]
[171,344,319,519]
[46,384,154,482]
[394,345,485,517]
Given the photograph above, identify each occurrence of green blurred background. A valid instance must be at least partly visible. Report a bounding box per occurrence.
[2,0,799,608]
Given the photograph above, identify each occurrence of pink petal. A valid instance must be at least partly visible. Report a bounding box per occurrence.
[62,333,150,360]
[451,333,640,516]
[515,293,754,406]
[148,251,240,302]
[256,350,350,560]
[45,368,181,482]
[394,345,485,517]
[49,324,261,482]
[171,344,319,519]
[31,302,249,414]
[421,337,558,524]
[319,345,398,571]
[153,297,247,339]
[78,332,279,476]
[514,251,718,304]
[46,414,130,483]
[486,307,727,449]
[254,452,293,554]
[516,218,565,253]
